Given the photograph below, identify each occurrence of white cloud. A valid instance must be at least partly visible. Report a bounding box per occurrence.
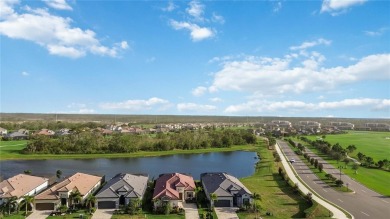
[192,86,207,96]
[177,103,217,112]
[21,71,29,76]
[364,27,388,37]
[273,1,282,12]
[44,0,72,11]
[77,108,95,114]
[321,0,366,15]
[224,98,390,114]
[290,38,331,51]
[186,0,205,21]
[100,97,169,111]
[162,1,177,12]
[212,13,225,24]
[170,20,214,41]
[208,40,390,96]
[0,0,18,19]
[0,2,128,58]
[209,97,223,102]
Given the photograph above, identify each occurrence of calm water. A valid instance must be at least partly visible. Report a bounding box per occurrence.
[0,151,257,180]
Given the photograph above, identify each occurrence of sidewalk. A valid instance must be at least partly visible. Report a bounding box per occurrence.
[275,142,350,219]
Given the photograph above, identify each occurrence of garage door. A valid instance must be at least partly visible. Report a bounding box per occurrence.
[214,200,231,207]
[36,203,55,210]
[98,201,116,209]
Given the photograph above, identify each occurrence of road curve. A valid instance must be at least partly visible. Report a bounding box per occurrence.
[277,140,390,219]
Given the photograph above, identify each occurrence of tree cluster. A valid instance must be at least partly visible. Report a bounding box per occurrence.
[22,129,257,154]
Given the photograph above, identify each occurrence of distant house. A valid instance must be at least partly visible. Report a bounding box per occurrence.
[95,173,148,209]
[201,172,252,207]
[34,172,103,210]
[35,129,55,136]
[0,174,49,205]
[4,131,29,140]
[0,127,7,136]
[152,173,196,209]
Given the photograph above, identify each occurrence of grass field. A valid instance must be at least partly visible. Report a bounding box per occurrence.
[296,137,390,196]
[0,140,257,160]
[239,142,330,218]
[307,131,390,161]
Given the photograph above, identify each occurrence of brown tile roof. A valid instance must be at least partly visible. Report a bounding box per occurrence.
[35,172,102,200]
[0,174,48,199]
[152,173,195,200]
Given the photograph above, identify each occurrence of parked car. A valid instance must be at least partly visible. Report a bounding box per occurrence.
[290,158,295,163]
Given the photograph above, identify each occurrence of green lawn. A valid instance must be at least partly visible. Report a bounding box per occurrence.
[239,142,330,218]
[0,140,257,160]
[111,213,184,218]
[296,138,390,196]
[307,131,390,161]
[0,140,28,159]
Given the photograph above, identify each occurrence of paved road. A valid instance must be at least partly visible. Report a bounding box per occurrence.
[278,140,390,219]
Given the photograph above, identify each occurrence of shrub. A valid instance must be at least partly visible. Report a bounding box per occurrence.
[335,179,344,187]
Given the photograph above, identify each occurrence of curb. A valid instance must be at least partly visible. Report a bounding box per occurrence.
[276,141,353,219]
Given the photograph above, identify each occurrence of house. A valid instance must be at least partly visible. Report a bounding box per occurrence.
[35,129,55,136]
[0,127,7,136]
[34,172,103,210]
[4,131,29,140]
[0,174,49,205]
[201,172,252,207]
[95,173,148,209]
[152,173,196,209]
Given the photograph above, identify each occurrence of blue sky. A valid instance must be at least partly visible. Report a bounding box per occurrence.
[1,0,389,118]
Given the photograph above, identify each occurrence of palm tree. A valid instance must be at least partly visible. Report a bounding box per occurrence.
[56,170,62,180]
[70,190,82,210]
[194,186,203,203]
[20,195,34,216]
[84,194,96,212]
[210,193,218,208]
[4,197,18,215]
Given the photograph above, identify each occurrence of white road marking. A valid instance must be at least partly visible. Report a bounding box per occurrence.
[323,189,327,193]
[381,199,390,204]
[361,190,367,193]
[306,176,309,178]
[338,199,343,203]
[361,211,370,216]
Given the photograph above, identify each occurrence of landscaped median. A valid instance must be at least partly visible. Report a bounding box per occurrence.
[275,141,352,219]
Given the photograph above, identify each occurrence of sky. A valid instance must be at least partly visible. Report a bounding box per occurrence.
[1,0,389,118]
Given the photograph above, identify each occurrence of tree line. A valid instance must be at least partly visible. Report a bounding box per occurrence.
[22,129,257,154]
[299,137,389,171]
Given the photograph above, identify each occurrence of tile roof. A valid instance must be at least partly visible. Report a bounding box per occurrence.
[0,174,48,199]
[96,173,148,199]
[35,172,102,200]
[152,173,195,200]
[201,172,252,197]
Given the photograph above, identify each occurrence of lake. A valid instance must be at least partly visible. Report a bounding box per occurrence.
[0,151,258,180]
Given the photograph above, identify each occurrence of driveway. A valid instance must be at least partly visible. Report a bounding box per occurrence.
[183,203,199,219]
[26,210,51,219]
[91,209,115,219]
[214,207,239,219]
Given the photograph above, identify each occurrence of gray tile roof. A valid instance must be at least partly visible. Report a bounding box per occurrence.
[201,172,252,197]
[96,173,148,199]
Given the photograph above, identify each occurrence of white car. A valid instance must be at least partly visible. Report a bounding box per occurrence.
[290,158,295,163]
